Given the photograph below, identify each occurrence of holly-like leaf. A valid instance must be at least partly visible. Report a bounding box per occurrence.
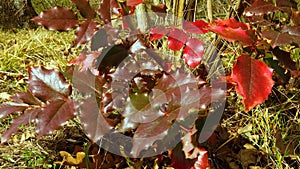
[126,0,143,7]
[182,20,208,34]
[168,28,188,51]
[28,66,71,102]
[231,55,274,112]
[149,26,170,41]
[31,6,78,31]
[36,99,77,137]
[245,0,278,16]
[131,117,170,157]
[207,18,255,46]
[70,0,96,19]
[74,20,98,48]
[183,38,205,68]
[1,109,39,143]
[261,29,300,47]
[0,102,28,119]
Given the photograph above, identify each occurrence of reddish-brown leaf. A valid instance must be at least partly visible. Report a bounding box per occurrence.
[261,29,300,47]
[1,109,39,143]
[231,55,274,112]
[31,6,78,31]
[149,26,170,41]
[79,97,113,142]
[98,0,119,23]
[131,117,170,157]
[11,91,41,105]
[0,102,28,119]
[271,47,297,71]
[74,20,98,47]
[183,38,204,68]
[151,4,167,14]
[69,51,101,75]
[207,18,255,46]
[168,28,188,51]
[182,20,208,34]
[28,66,71,102]
[245,0,278,16]
[36,99,77,137]
[70,0,96,19]
[170,144,196,169]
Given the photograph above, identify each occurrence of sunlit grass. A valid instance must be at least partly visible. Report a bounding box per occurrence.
[0,27,81,96]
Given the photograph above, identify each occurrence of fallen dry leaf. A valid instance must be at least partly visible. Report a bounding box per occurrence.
[55,151,85,166]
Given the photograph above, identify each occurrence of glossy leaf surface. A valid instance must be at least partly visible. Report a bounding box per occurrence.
[183,38,205,68]
[168,28,188,51]
[74,20,98,47]
[31,6,78,31]
[28,66,71,102]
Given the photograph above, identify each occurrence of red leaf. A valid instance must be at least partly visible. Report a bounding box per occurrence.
[150,26,169,41]
[31,6,78,31]
[183,38,204,68]
[182,20,208,34]
[170,144,196,169]
[231,55,274,112]
[36,99,77,137]
[194,148,210,169]
[74,20,98,47]
[245,0,278,16]
[70,0,96,19]
[28,66,71,102]
[207,18,255,46]
[126,0,143,7]
[1,109,39,143]
[0,102,28,119]
[168,28,188,51]
[214,18,248,29]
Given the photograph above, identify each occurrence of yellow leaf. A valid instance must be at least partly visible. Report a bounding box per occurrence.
[55,151,85,165]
